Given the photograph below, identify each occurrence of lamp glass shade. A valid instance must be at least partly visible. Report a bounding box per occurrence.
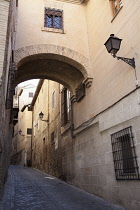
[39,111,44,119]
[104,34,122,55]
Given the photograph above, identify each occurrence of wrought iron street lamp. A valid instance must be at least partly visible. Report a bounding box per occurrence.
[104,34,135,68]
[39,112,49,122]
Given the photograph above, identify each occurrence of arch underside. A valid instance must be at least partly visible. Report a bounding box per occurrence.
[15,58,84,92]
[14,45,92,93]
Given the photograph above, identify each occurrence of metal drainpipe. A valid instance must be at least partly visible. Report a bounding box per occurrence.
[47,80,50,171]
[30,106,33,167]
[70,100,76,138]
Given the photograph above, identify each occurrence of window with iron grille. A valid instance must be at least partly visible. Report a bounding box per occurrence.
[110,0,123,16]
[44,8,63,29]
[27,128,32,135]
[61,88,71,127]
[111,126,140,180]
[16,0,18,7]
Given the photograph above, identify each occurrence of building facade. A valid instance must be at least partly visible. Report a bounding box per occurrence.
[31,80,62,177]
[11,83,37,166]
[1,0,140,209]
[0,0,17,198]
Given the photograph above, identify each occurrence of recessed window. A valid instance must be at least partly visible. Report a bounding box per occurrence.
[27,128,32,135]
[52,91,55,109]
[110,0,123,16]
[16,0,18,7]
[29,92,33,98]
[76,83,85,102]
[51,132,55,145]
[44,8,63,29]
[61,88,71,127]
[111,126,140,180]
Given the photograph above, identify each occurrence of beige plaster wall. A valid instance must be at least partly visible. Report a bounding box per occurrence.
[15,0,89,58]
[85,0,140,115]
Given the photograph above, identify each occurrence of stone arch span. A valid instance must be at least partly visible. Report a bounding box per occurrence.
[14,44,92,93]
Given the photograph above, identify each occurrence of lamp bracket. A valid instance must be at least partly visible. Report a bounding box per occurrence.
[113,55,135,68]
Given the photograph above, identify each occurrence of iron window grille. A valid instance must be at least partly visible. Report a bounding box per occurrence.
[111,126,140,180]
[44,8,63,29]
[61,88,71,127]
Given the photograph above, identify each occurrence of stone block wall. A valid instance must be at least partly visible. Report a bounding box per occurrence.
[61,89,140,210]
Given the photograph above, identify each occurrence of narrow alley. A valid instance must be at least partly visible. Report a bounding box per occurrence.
[0,166,125,210]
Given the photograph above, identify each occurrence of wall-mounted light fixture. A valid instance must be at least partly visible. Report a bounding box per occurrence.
[39,112,49,123]
[18,130,25,136]
[104,34,135,68]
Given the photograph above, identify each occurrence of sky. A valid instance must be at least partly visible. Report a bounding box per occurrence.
[18,79,39,88]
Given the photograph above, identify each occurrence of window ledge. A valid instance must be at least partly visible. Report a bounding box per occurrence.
[111,6,123,22]
[42,27,65,34]
[61,122,71,135]
[116,173,140,180]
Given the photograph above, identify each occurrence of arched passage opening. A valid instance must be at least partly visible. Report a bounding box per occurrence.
[14,54,84,93]
[10,45,92,175]
[13,44,92,94]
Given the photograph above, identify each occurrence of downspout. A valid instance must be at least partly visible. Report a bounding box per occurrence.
[70,98,76,138]
[47,80,50,171]
[30,106,33,167]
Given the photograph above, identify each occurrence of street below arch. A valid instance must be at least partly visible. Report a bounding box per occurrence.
[0,166,124,210]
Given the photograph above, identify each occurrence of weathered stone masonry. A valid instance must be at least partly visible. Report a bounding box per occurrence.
[0,0,16,198]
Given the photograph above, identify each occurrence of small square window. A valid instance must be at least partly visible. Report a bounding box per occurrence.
[27,128,32,135]
[111,126,140,180]
[29,92,33,97]
[44,8,63,29]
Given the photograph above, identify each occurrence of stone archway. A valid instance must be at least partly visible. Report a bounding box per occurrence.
[14,44,93,93]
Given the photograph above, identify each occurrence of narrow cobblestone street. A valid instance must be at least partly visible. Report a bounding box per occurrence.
[0,166,125,210]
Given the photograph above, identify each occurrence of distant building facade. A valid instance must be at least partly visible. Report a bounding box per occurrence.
[31,80,62,177]
[1,0,140,209]
[11,83,37,166]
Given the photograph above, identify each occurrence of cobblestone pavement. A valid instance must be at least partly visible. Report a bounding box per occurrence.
[0,166,125,210]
